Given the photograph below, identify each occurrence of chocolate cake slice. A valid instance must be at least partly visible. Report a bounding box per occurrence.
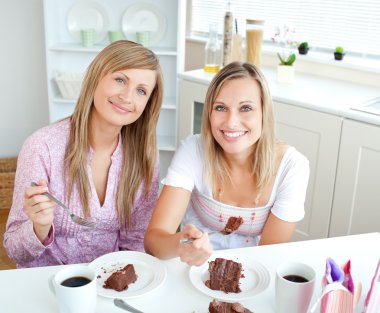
[209,299,253,313]
[223,216,244,234]
[205,258,243,293]
[103,264,137,292]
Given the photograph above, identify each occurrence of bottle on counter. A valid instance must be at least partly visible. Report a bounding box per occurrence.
[246,19,265,67]
[204,22,222,74]
[222,1,233,66]
[231,18,243,62]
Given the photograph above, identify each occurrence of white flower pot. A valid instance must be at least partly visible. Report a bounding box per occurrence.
[277,65,295,84]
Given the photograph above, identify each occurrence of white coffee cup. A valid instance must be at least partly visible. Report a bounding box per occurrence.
[50,265,97,313]
[275,261,316,313]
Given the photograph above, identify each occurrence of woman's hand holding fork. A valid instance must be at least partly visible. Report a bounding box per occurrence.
[24,179,55,243]
[178,224,213,266]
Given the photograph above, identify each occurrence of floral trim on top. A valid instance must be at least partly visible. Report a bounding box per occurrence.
[191,190,270,237]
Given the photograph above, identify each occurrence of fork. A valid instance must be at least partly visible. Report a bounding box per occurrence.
[179,230,226,244]
[114,298,144,313]
[31,182,96,228]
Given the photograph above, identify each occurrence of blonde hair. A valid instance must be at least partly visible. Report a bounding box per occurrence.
[201,61,276,194]
[65,40,163,228]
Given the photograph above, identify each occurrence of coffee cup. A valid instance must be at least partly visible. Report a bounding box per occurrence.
[50,265,97,313]
[108,31,124,43]
[275,261,316,313]
[136,31,150,47]
[81,29,95,47]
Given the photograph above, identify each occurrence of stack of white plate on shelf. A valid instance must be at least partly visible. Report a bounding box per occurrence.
[121,2,166,45]
[66,1,166,46]
[67,0,109,44]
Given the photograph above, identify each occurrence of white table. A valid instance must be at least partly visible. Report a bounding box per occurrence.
[0,233,378,313]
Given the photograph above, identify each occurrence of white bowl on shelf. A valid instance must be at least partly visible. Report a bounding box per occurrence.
[54,72,84,99]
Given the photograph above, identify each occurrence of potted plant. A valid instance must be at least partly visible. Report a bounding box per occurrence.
[298,42,309,55]
[334,46,345,60]
[277,52,296,66]
[277,52,296,83]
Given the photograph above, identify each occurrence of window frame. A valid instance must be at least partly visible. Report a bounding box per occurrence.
[185,0,380,74]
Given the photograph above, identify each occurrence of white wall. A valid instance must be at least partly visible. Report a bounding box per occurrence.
[0,0,49,157]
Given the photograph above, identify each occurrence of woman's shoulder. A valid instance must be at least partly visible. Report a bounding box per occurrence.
[23,118,71,150]
[276,143,309,170]
[181,134,202,148]
[177,134,203,156]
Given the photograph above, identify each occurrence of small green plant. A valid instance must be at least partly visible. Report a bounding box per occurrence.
[334,46,345,60]
[277,52,296,66]
[298,41,309,55]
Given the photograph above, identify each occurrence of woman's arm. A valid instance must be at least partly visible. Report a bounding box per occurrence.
[259,148,309,245]
[258,213,297,245]
[3,132,55,266]
[144,185,212,266]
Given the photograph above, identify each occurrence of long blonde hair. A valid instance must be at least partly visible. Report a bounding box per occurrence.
[65,40,163,228]
[201,61,276,194]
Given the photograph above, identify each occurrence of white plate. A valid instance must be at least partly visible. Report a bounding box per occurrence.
[88,251,167,299]
[121,3,166,46]
[189,253,270,302]
[67,0,109,43]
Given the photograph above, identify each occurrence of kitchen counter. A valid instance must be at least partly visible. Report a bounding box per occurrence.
[0,233,379,312]
[178,68,380,126]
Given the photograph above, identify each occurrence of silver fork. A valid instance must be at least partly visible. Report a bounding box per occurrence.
[31,182,96,228]
[179,230,226,244]
[114,298,144,313]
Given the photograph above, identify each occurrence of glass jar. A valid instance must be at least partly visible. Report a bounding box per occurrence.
[246,19,265,67]
[204,23,222,74]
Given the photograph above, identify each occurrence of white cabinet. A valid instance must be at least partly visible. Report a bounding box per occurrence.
[273,102,343,241]
[330,119,380,236]
[43,0,186,178]
[178,80,208,142]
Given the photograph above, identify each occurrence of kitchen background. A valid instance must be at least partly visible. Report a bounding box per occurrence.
[1,0,379,158]
[0,0,379,269]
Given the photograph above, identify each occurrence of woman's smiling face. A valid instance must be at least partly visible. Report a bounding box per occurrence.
[92,68,156,128]
[210,77,263,158]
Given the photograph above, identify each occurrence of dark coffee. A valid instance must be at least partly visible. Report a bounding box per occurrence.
[283,274,308,283]
[61,276,91,287]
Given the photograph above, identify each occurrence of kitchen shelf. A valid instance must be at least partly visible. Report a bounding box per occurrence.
[49,43,178,56]
[156,135,176,151]
[43,0,186,178]
[51,96,177,108]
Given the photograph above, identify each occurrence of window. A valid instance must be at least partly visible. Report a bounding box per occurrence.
[191,0,380,58]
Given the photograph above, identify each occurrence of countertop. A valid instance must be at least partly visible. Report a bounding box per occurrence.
[178,68,380,126]
[0,233,379,312]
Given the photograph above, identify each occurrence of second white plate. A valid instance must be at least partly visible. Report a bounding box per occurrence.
[189,253,270,302]
[88,251,167,299]
[121,2,166,46]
